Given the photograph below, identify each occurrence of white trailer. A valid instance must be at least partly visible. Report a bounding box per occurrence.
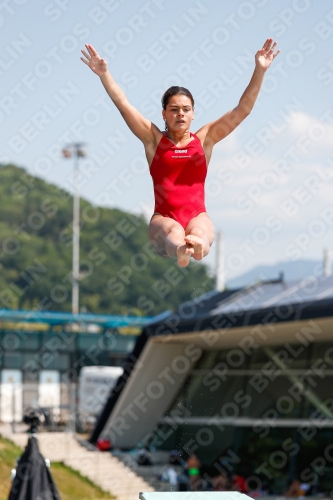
[0,370,22,423]
[38,370,60,420]
[78,366,123,430]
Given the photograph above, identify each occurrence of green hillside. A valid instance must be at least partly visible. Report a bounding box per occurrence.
[0,164,214,315]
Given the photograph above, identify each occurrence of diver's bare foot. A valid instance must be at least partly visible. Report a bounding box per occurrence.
[184,235,204,261]
[177,244,194,267]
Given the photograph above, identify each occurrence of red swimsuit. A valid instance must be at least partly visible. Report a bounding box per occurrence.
[150,133,207,229]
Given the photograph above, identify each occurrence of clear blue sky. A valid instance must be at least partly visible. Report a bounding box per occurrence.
[2,0,333,278]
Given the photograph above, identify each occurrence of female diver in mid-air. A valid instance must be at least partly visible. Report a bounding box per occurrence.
[81,39,280,267]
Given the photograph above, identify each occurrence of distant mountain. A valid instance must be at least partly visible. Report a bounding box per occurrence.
[226,259,332,289]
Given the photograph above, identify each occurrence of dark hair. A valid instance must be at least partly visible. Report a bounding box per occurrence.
[161,86,195,110]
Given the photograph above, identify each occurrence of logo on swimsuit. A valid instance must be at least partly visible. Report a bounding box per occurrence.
[175,149,187,153]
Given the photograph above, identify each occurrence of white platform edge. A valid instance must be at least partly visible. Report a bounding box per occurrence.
[139,492,251,500]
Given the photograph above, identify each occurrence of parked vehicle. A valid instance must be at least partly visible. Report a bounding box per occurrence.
[77,366,123,432]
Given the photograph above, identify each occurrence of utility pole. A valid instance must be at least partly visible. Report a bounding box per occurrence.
[324,247,331,278]
[216,230,225,292]
[62,143,87,314]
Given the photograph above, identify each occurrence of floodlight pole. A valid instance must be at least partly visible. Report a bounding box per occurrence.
[62,143,87,315]
[72,148,80,315]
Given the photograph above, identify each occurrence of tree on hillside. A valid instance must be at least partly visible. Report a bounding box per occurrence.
[0,164,214,315]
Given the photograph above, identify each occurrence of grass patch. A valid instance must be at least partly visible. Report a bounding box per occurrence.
[0,437,114,500]
[51,463,114,500]
[0,436,22,500]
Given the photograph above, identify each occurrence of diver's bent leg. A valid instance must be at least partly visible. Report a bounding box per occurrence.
[185,213,215,261]
[149,214,194,267]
